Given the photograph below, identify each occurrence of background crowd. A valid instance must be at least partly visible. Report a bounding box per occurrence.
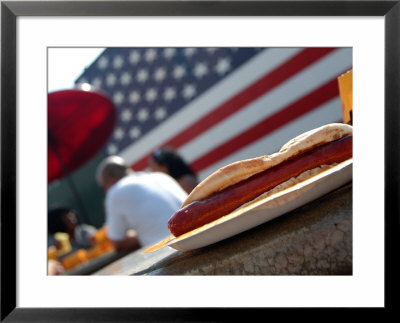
[48,148,197,275]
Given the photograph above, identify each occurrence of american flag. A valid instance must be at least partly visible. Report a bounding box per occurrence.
[76,47,352,181]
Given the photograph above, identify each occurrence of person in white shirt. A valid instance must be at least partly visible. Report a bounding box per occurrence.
[96,155,187,250]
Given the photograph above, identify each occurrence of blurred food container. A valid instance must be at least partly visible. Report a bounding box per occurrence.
[62,249,88,270]
[337,69,353,125]
[54,232,72,256]
[100,239,114,252]
[47,245,58,261]
[93,226,108,244]
[86,227,114,260]
[93,227,114,252]
[86,245,104,260]
[86,242,113,260]
[60,227,115,271]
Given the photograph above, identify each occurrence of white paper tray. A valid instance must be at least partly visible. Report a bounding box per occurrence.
[147,159,352,252]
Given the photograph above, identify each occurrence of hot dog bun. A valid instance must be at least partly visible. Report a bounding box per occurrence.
[181,123,352,208]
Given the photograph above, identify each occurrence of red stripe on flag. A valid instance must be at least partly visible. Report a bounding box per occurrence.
[131,48,337,171]
[190,77,341,172]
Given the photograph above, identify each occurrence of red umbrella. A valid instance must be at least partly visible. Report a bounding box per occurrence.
[48,87,116,183]
[48,87,116,224]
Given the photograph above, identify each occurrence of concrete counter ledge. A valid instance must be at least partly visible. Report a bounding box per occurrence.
[94,183,352,276]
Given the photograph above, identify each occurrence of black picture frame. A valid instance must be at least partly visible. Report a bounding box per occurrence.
[1,1,399,321]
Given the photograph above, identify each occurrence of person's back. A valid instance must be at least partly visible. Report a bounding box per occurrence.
[105,171,187,247]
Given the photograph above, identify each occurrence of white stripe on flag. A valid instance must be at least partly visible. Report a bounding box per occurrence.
[197,97,343,180]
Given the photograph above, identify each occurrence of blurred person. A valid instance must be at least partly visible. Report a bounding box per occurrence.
[96,155,187,251]
[48,206,97,251]
[149,147,198,194]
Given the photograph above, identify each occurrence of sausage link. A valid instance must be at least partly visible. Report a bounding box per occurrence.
[168,135,352,237]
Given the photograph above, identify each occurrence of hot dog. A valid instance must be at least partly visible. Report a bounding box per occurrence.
[168,123,353,237]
